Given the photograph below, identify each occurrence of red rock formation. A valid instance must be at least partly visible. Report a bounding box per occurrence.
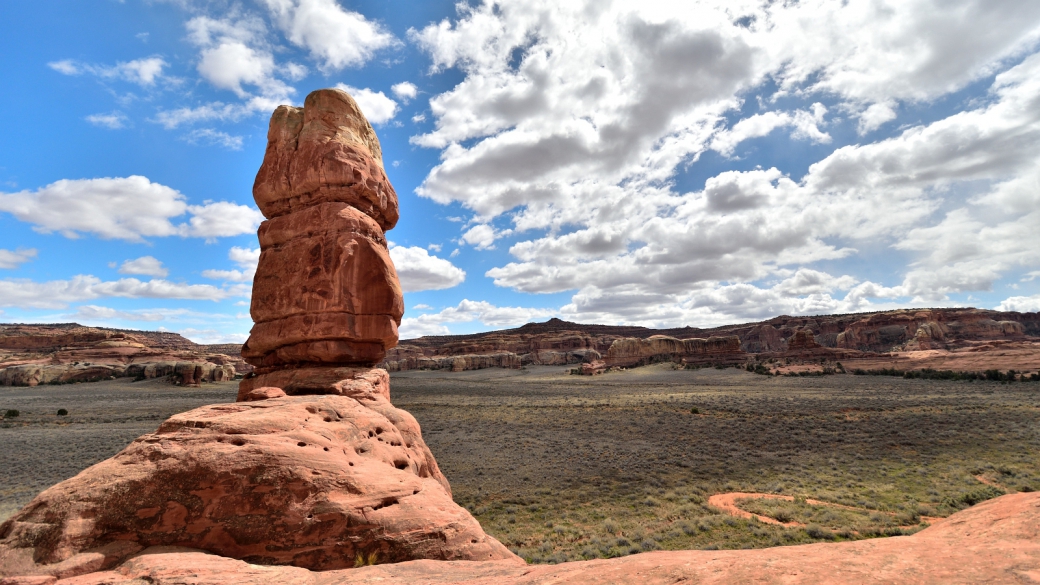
[786,328,819,350]
[605,335,744,368]
[242,89,403,370]
[0,324,248,387]
[8,491,1038,583]
[0,379,514,579]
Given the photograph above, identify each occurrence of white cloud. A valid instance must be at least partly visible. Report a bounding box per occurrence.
[202,246,260,282]
[391,81,418,102]
[177,328,250,344]
[461,224,497,250]
[48,57,168,86]
[997,295,1040,313]
[183,128,244,150]
[404,2,1040,326]
[181,14,295,118]
[857,101,898,135]
[260,0,397,70]
[86,112,128,129]
[0,248,37,270]
[183,201,265,241]
[72,305,167,322]
[412,303,432,310]
[333,84,398,124]
[388,245,466,292]
[0,275,246,309]
[118,256,168,278]
[711,104,830,156]
[197,41,276,97]
[0,176,262,242]
[399,299,556,339]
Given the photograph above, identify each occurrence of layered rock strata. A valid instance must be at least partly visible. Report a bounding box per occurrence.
[241,88,403,371]
[605,335,744,368]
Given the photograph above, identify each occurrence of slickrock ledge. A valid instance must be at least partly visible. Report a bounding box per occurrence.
[0,377,516,580]
[4,492,1038,584]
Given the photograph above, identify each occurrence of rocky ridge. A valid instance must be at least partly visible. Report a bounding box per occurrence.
[382,309,1040,373]
[0,324,246,387]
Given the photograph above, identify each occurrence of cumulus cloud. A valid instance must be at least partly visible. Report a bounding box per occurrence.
[48,56,168,86]
[334,84,397,124]
[202,246,260,282]
[997,295,1040,313]
[187,14,294,99]
[0,275,246,309]
[0,176,262,242]
[391,81,418,102]
[388,245,465,292]
[399,299,556,339]
[0,249,37,270]
[260,0,397,70]
[404,1,1040,326]
[118,256,168,278]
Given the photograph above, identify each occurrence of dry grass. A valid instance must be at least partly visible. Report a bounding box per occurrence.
[390,364,1040,563]
[2,365,1038,565]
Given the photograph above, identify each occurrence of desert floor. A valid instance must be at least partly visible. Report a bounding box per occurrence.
[2,365,1038,564]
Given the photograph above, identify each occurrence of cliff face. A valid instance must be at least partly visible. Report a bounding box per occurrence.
[0,323,249,386]
[380,309,1040,372]
[605,335,744,368]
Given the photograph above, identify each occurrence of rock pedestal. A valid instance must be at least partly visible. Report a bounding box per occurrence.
[0,89,519,582]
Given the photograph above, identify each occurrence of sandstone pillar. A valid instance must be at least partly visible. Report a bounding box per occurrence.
[239,88,404,398]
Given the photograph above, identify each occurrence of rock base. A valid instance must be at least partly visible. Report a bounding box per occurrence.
[0,371,516,581]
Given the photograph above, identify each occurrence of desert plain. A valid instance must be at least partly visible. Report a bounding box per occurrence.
[3,364,1037,565]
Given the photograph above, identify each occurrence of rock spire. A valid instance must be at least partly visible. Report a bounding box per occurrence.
[241,88,404,380]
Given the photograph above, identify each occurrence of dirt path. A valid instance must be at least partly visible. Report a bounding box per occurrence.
[706,492,945,529]
[974,474,1010,491]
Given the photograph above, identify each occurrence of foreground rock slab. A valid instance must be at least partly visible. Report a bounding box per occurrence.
[24,492,1039,584]
[0,376,514,580]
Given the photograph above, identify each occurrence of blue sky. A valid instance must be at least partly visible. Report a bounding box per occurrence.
[2,0,1040,343]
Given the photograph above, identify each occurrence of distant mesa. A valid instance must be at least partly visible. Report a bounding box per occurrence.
[0,323,246,387]
[381,308,1040,375]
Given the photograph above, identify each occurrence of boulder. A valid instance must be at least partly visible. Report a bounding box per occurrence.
[0,378,515,580]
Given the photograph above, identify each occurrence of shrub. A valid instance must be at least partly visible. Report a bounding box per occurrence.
[57,408,68,416]
[805,524,833,540]
[4,409,18,418]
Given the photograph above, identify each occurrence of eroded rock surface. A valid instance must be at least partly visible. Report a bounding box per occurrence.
[0,381,514,579]
[0,324,247,387]
[9,492,1039,584]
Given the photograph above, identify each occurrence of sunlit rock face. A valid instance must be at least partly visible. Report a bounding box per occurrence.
[242,88,403,372]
